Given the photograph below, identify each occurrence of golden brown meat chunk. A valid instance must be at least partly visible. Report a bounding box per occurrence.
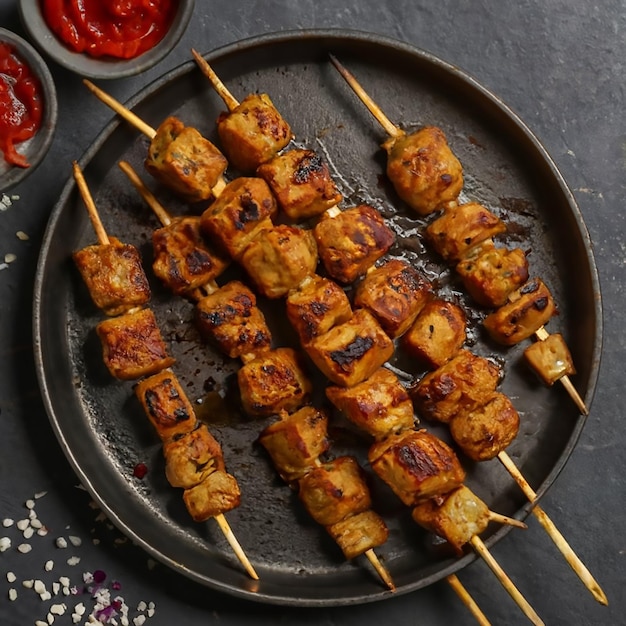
[237,347,312,417]
[382,126,463,215]
[425,202,506,262]
[327,510,389,560]
[163,423,226,488]
[314,205,395,284]
[258,407,329,483]
[449,392,520,461]
[326,368,415,441]
[145,117,227,202]
[96,308,175,380]
[368,429,466,506]
[483,278,556,346]
[73,236,151,316]
[182,470,241,521]
[411,485,490,555]
[523,333,576,386]
[411,350,501,423]
[200,177,277,259]
[286,274,352,345]
[195,281,272,360]
[257,148,342,220]
[239,225,318,299]
[402,299,467,370]
[152,216,230,296]
[354,259,432,338]
[216,92,293,173]
[306,309,394,387]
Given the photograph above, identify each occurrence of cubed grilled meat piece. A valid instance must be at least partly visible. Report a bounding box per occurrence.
[382,126,463,215]
[216,92,293,172]
[96,308,175,380]
[182,469,241,521]
[368,429,466,506]
[327,509,389,560]
[145,117,227,202]
[523,333,576,386]
[257,148,342,220]
[314,205,395,284]
[326,367,415,441]
[73,236,151,316]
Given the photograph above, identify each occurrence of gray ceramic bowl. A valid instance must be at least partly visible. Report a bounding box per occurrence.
[18,0,195,80]
[0,28,58,191]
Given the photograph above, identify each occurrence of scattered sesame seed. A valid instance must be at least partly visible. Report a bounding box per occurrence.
[67,556,81,566]
[17,518,30,531]
[34,580,47,594]
[50,603,66,615]
[29,508,38,520]
[52,582,60,595]
[74,602,86,615]
[55,537,68,549]
[23,526,35,539]
[45,560,54,572]
[137,601,147,611]
[37,527,49,537]
[31,518,43,529]
[68,535,82,547]
[22,579,34,589]
[34,490,48,498]
[0,263,8,270]
[16,230,29,240]
[35,621,47,626]
[4,252,16,263]
[40,590,52,601]
[26,499,36,509]
[2,518,13,527]
[17,543,32,553]
[0,537,11,551]
[46,612,54,625]
[7,571,16,582]
[133,616,146,626]
[8,588,17,601]
[59,576,70,587]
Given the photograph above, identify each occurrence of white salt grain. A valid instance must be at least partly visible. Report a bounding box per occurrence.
[7,571,16,582]
[50,604,66,615]
[55,537,68,548]
[22,579,34,588]
[136,600,147,611]
[37,527,49,537]
[2,518,13,527]
[26,499,36,509]
[46,612,54,625]
[34,579,46,594]
[133,616,146,626]
[23,526,35,539]
[8,588,17,601]
[31,518,43,529]
[45,560,54,572]
[0,537,11,551]
[59,576,70,587]
[74,602,86,616]
[17,519,29,531]
[67,556,81,566]
[52,582,60,595]
[17,543,32,553]
[35,621,48,626]
[68,535,82,547]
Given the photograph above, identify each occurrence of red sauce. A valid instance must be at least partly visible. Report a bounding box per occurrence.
[0,42,43,168]
[41,0,178,60]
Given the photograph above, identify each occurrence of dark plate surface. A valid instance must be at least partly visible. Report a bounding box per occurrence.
[32,30,601,607]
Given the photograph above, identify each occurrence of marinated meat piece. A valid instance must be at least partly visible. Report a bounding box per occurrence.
[73,236,151,316]
[326,368,415,441]
[314,205,395,284]
[257,148,342,220]
[483,278,556,346]
[163,423,226,488]
[368,429,466,506]
[216,92,293,172]
[182,469,241,521]
[354,259,432,338]
[411,350,500,423]
[145,117,227,202]
[135,369,196,441]
[96,308,175,380]
[327,510,389,560]
[306,308,394,387]
[523,333,576,386]
[402,299,467,369]
[200,177,277,259]
[152,216,230,295]
[297,456,372,526]
[425,202,506,262]
[258,407,329,483]
[411,485,490,555]
[449,392,520,461]
[382,126,463,215]
[286,274,352,345]
[239,225,318,299]
[237,347,312,417]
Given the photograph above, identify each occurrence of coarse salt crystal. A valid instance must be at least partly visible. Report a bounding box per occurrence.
[22,579,34,588]
[7,571,16,582]
[41,591,52,601]
[26,499,36,509]
[46,612,54,625]
[17,543,32,553]
[16,230,29,240]
[29,508,38,520]
[35,621,47,626]
[0,537,11,551]
[4,253,16,263]
[136,601,147,611]
[17,519,29,531]
[74,602,86,615]
[68,535,82,547]
[59,576,70,587]
[2,518,13,527]
[56,537,68,548]
[8,588,17,601]
[34,580,47,594]
[50,604,66,615]
[31,518,43,529]
[37,527,49,537]
[133,616,146,626]
[45,560,54,571]
[23,526,35,539]
[67,556,81,566]
[52,582,60,595]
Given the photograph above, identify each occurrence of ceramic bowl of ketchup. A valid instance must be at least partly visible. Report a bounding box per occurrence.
[18,0,195,80]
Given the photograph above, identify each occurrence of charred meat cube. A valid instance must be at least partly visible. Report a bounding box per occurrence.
[327,510,389,560]
[145,117,227,203]
[483,278,556,346]
[135,369,196,441]
[195,280,272,360]
[258,407,329,483]
[382,126,463,215]
[239,225,318,299]
[354,259,432,338]
[368,429,466,506]
[326,368,415,441]
[257,148,342,220]
[97,308,175,380]
[449,392,520,461]
[200,177,277,259]
[298,456,372,526]
[216,92,293,172]
[314,205,395,284]
[163,423,226,488]
[402,299,467,369]
[425,202,506,262]
[411,485,490,555]
[73,236,151,316]
[237,347,312,417]
[523,333,576,386]
[152,216,229,295]
[286,274,352,345]
[306,308,394,387]
[182,470,241,521]
[411,350,501,423]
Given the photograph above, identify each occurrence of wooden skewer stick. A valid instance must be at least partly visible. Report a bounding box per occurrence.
[191,48,240,112]
[213,513,259,580]
[73,161,110,245]
[498,450,607,605]
[446,574,492,626]
[488,511,527,530]
[118,160,172,226]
